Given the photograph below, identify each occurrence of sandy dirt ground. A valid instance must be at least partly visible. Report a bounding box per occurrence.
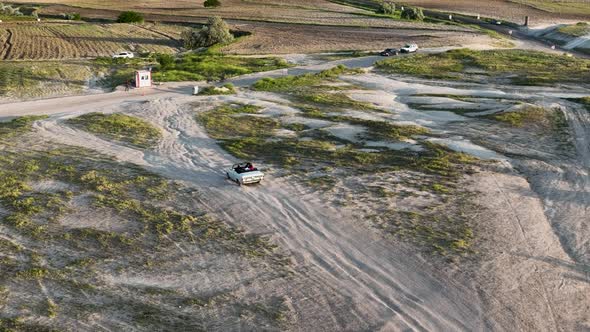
[1,54,589,330]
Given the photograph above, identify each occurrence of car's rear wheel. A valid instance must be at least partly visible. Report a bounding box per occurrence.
[226,172,230,179]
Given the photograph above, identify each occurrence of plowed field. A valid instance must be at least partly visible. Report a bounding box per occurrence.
[0,22,180,60]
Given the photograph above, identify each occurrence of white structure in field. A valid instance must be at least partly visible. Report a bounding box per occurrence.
[135,70,152,88]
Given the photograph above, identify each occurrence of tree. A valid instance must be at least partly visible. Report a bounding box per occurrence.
[401,7,424,21]
[117,11,144,23]
[204,0,221,8]
[379,1,395,15]
[182,16,233,49]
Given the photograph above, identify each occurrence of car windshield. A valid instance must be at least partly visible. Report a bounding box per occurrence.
[404,45,411,48]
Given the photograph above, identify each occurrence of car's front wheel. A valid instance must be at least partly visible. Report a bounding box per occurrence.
[235,179,241,186]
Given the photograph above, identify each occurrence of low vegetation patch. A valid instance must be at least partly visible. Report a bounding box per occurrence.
[196,104,279,139]
[572,96,590,111]
[490,106,566,130]
[0,116,47,139]
[66,113,162,148]
[300,105,429,141]
[253,65,362,92]
[558,22,590,37]
[0,61,98,99]
[117,11,144,23]
[204,0,221,7]
[372,202,476,257]
[197,102,474,178]
[376,49,590,85]
[199,83,236,95]
[152,53,289,82]
[297,92,372,110]
[253,66,373,111]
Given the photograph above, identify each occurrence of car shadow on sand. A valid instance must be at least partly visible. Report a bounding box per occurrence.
[512,253,590,284]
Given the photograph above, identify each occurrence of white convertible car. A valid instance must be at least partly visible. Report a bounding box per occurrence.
[226,162,264,185]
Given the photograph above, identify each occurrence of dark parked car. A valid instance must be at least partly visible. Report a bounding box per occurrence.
[379,48,399,56]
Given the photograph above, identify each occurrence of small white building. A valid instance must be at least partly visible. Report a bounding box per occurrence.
[135,70,152,88]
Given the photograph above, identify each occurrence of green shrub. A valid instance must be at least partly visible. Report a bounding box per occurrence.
[204,0,221,8]
[156,53,175,69]
[379,1,395,14]
[117,11,144,23]
[401,7,424,20]
[181,16,233,49]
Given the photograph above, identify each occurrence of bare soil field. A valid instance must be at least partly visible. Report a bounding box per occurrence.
[0,54,589,330]
[0,19,483,60]
[222,22,489,54]
[0,22,180,60]
[13,0,398,27]
[402,0,590,25]
[10,0,590,27]
[510,0,590,15]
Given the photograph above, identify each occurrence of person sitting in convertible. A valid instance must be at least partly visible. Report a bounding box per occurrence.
[234,162,255,173]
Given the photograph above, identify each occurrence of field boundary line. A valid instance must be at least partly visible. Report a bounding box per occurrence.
[3,28,14,60]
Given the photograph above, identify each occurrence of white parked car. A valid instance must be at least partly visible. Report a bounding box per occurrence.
[400,44,419,53]
[226,162,264,185]
[112,51,134,59]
